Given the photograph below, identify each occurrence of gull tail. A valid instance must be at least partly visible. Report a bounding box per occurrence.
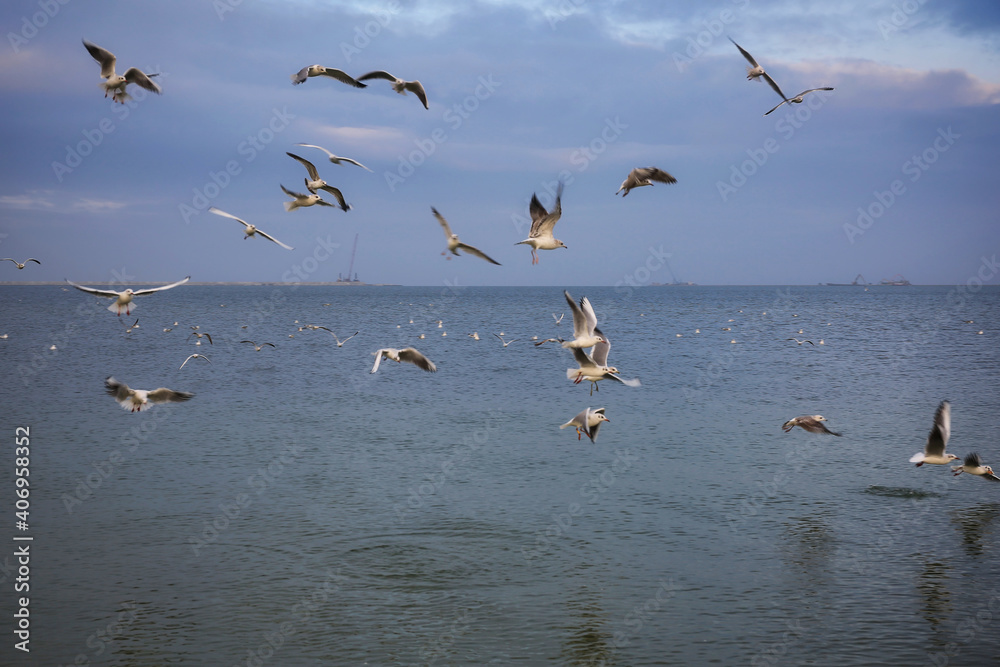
[108,301,133,315]
[283,201,297,212]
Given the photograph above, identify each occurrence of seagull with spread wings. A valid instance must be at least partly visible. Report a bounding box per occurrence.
[105,377,192,412]
[516,183,566,264]
[562,290,604,349]
[2,258,40,269]
[290,65,366,88]
[281,183,340,212]
[179,353,211,370]
[67,276,189,316]
[952,453,1000,482]
[431,207,501,265]
[560,407,610,443]
[370,347,436,374]
[728,37,787,99]
[313,328,359,347]
[910,401,958,466]
[83,40,161,104]
[357,70,428,109]
[286,153,351,211]
[208,207,294,250]
[764,88,835,116]
[616,167,677,197]
[566,328,640,395]
[294,144,373,172]
[782,415,841,436]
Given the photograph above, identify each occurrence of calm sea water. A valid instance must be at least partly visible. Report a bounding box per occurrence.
[1,284,999,665]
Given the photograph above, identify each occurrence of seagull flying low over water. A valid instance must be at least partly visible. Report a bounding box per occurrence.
[562,290,604,349]
[782,415,841,436]
[66,276,190,316]
[83,40,161,104]
[616,167,677,197]
[787,338,815,346]
[2,258,40,269]
[370,347,437,374]
[105,377,192,412]
[560,407,610,443]
[910,401,958,466]
[432,207,501,265]
[357,70,428,109]
[764,88,835,116]
[516,183,566,264]
[294,144,373,172]
[313,328,359,347]
[281,183,340,212]
[241,340,275,352]
[290,65,366,88]
[286,153,351,211]
[952,453,1000,482]
[728,37,787,99]
[567,328,641,395]
[494,334,518,347]
[188,331,213,345]
[553,313,564,325]
[208,207,294,250]
[179,353,211,370]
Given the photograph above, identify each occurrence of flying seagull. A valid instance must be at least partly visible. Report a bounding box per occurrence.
[952,453,1000,482]
[432,207,501,265]
[727,37,787,100]
[290,65,367,88]
[616,168,677,197]
[909,401,958,466]
[82,40,161,104]
[66,276,190,316]
[560,407,610,443]
[370,347,436,374]
[553,313,564,325]
[566,328,640,395]
[179,353,211,370]
[782,415,841,436]
[208,207,294,250]
[2,258,40,269]
[188,331,213,345]
[286,153,351,211]
[281,183,338,212]
[357,70,428,109]
[313,328,358,347]
[764,88,835,116]
[240,340,276,352]
[494,333,518,347]
[562,290,604,349]
[294,144,373,172]
[105,377,192,412]
[787,338,815,346]
[516,182,566,264]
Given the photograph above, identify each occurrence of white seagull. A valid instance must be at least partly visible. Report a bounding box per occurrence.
[208,207,294,250]
[787,338,815,346]
[357,70,428,109]
[240,340,276,352]
[66,276,190,316]
[616,167,677,197]
[432,207,501,265]
[370,347,437,374]
[281,183,338,212]
[728,37,787,99]
[952,453,1000,482]
[516,183,566,264]
[83,40,161,104]
[2,258,40,269]
[567,328,640,395]
[764,88,835,116]
[562,290,604,349]
[560,407,610,443]
[294,144,373,172]
[290,65,367,88]
[286,153,351,211]
[553,313,564,325]
[179,353,211,370]
[910,401,958,466]
[188,331,213,345]
[105,377,192,413]
[782,415,841,436]
[494,333,518,347]
[314,328,359,347]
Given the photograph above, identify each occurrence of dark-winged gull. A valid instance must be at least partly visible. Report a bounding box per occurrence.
[67,276,189,316]
[432,207,501,265]
[910,401,958,466]
[515,182,566,264]
[370,347,436,373]
[105,377,192,412]
[83,40,161,104]
[209,207,294,250]
[616,167,677,197]
[357,70,428,109]
[782,415,841,436]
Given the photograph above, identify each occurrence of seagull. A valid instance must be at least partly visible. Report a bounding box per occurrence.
[286,153,351,211]
[782,415,841,436]
[240,340,275,352]
[534,337,565,347]
[208,207,294,250]
[314,328,359,347]
[567,328,640,395]
[616,167,677,197]
[294,144,373,172]
[787,338,815,346]
[432,207,501,265]
[764,88,835,116]
[179,353,211,370]
[560,407,610,443]
[357,70,428,109]
[494,333,518,347]
[66,276,190,316]
[2,258,40,269]
[82,40,161,104]
[910,401,958,466]
[290,65,366,88]
[123,319,140,333]
[281,183,338,212]
[553,313,564,325]
[516,183,566,264]
[370,347,436,373]
[188,331,213,345]
[727,37,787,99]
[468,332,480,341]
[562,290,604,349]
[952,453,1000,482]
[105,377,192,413]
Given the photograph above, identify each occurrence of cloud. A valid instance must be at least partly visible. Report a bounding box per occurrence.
[0,191,56,210]
[71,199,128,213]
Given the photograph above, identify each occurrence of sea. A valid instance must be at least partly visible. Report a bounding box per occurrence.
[1,284,998,665]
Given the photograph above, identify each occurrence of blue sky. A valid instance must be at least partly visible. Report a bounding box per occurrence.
[1,0,998,286]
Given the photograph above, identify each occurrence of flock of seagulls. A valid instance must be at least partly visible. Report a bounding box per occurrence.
[728,38,835,116]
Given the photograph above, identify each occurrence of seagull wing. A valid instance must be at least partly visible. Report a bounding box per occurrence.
[357,70,398,83]
[591,334,611,367]
[579,296,598,336]
[340,332,359,344]
[760,72,788,100]
[565,290,588,339]
[925,400,950,456]
[403,80,429,109]
[763,98,791,116]
[123,68,161,94]
[643,167,677,185]
[295,143,335,158]
[291,66,311,84]
[281,184,308,199]
[316,68,367,88]
[457,243,501,265]
[799,87,835,96]
[337,156,373,172]
[83,40,116,78]
[728,38,760,68]
[431,207,453,238]
[26,259,41,265]
[255,228,294,250]
[208,206,251,228]
[318,185,350,211]
[147,387,194,404]
[66,279,120,298]
[104,377,132,402]
[286,152,321,181]
[132,276,191,296]
[528,193,548,228]
[370,349,386,374]
[398,348,436,371]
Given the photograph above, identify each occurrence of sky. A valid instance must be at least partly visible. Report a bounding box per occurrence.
[1,0,998,286]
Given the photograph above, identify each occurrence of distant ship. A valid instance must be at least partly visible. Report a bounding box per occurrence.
[329,234,398,286]
[822,273,911,286]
